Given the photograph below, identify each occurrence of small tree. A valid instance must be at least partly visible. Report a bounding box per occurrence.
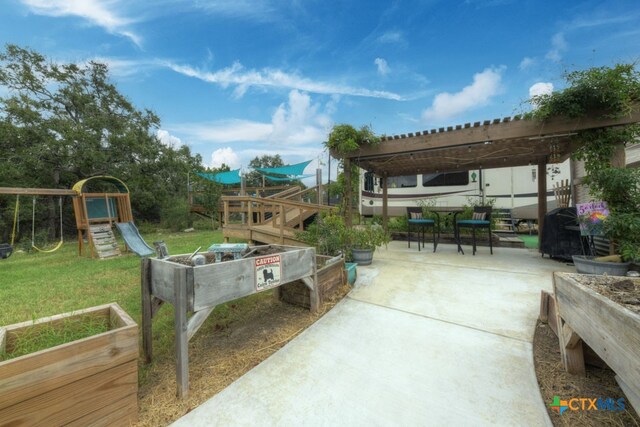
[324,124,379,224]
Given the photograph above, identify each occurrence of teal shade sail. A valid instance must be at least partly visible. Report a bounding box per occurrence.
[195,169,242,185]
[254,160,311,176]
[263,174,315,181]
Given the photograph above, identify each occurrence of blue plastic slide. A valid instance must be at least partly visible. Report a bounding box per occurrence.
[115,222,155,257]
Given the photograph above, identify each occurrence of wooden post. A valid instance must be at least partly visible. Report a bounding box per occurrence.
[279,203,285,244]
[557,313,586,375]
[141,258,153,364]
[174,268,189,399]
[382,175,388,233]
[344,158,352,227]
[537,160,547,249]
[316,168,322,206]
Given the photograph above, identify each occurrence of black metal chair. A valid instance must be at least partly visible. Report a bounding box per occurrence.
[407,207,439,252]
[456,206,493,255]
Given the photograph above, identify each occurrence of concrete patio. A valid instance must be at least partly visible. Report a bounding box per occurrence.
[173,241,574,426]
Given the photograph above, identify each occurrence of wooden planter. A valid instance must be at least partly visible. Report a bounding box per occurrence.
[279,255,345,308]
[142,244,318,398]
[553,273,640,413]
[0,303,138,426]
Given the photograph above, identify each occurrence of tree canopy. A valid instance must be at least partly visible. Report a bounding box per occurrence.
[0,44,205,230]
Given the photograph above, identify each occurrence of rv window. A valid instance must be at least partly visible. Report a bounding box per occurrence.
[387,175,417,188]
[364,172,375,191]
[423,172,469,187]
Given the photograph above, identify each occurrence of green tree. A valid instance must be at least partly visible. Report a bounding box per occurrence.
[245,154,285,188]
[0,44,203,236]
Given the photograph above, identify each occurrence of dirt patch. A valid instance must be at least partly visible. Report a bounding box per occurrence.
[533,320,640,426]
[134,282,351,426]
[574,275,640,313]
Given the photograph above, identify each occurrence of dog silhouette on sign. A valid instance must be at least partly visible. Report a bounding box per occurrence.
[263,268,274,283]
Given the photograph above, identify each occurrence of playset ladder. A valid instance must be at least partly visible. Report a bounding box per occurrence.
[89,224,120,259]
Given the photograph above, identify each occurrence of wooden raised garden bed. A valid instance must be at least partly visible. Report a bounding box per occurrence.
[278,254,345,309]
[0,303,138,426]
[142,244,318,398]
[553,272,640,413]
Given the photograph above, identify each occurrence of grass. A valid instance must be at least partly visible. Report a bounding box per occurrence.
[0,228,231,381]
[1,314,111,361]
[518,234,539,249]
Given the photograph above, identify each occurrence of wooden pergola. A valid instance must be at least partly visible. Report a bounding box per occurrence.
[333,111,640,237]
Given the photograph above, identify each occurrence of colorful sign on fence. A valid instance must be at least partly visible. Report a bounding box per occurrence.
[255,254,282,291]
[576,201,609,236]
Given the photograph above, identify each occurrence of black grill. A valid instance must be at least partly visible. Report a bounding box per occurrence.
[540,207,583,260]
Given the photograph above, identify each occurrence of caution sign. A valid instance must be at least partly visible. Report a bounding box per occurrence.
[255,254,282,291]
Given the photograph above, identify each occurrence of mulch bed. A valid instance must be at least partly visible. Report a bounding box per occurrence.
[134,282,351,426]
[574,274,640,314]
[533,320,640,426]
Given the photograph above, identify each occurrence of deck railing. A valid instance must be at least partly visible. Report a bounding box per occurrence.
[222,194,334,238]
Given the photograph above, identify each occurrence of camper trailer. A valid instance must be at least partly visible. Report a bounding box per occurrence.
[359,159,571,219]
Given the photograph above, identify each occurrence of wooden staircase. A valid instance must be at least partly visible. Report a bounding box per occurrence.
[89,224,121,259]
[222,186,333,245]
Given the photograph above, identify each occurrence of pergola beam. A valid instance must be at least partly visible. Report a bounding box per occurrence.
[348,112,640,160]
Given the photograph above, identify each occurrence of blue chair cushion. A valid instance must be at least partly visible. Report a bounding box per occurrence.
[408,219,435,224]
[457,219,490,225]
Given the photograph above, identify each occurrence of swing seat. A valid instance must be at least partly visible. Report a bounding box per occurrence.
[0,243,13,259]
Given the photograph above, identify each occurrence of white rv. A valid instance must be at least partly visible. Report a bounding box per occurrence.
[359,159,571,218]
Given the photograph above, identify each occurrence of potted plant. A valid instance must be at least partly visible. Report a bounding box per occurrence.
[572,167,640,275]
[347,224,390,265]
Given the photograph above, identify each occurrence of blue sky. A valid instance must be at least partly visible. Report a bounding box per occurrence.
[2,0,640,180]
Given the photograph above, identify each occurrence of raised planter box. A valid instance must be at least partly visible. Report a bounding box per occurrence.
[279,255,345,308]
[553,273,640,413]
[142,244,318,398]
[0,303,138,426]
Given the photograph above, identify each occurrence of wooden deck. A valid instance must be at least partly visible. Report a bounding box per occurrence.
[221,187,334,245]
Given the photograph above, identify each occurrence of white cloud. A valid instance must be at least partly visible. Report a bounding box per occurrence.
[89,57,156,77]
[211,147,240,169]
[172,90,332,146]
[193,0,277,22]
[374,58,390,76]
[545,32,567,62]
[20,0,141,46]
[377,31,404,44]
[519,57,535,71]
[177,120,272,143]
[157,129,182,147]
[165,61,403,100]
[270,90,331,144]
[422,67,504,123]
[529,82,554,98]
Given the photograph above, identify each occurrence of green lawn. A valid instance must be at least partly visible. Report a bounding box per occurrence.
[1,229,223,325]
[0,228,235,381]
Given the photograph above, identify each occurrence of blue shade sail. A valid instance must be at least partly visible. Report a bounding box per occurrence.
[195,169,242,185]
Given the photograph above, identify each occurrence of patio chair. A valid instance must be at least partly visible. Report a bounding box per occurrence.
[407,207,439,252]
[456,206,493,255]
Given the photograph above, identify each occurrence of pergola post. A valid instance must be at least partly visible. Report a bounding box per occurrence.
[381,175,388,232]
[537,160,547,250]
[344,158,352,227]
